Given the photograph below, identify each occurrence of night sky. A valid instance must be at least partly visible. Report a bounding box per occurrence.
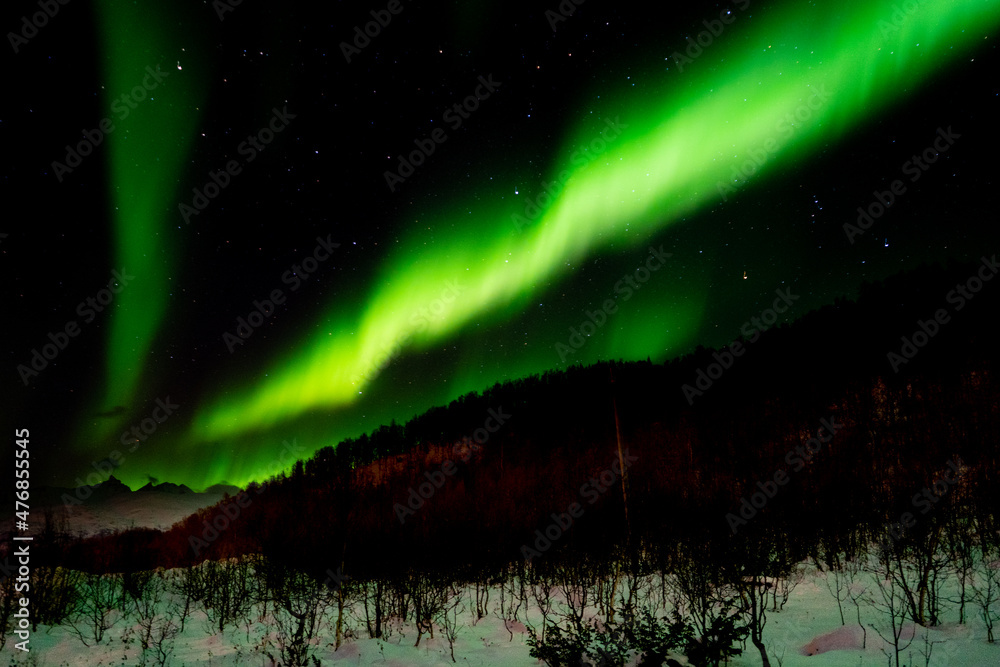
[4,0,998,491]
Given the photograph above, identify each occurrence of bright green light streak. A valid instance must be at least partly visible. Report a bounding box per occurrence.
[193,0,998,441]
[93,0,203,411]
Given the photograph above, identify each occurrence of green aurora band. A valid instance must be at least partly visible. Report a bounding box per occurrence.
[190,0,999,449]
[83,0,996,489]
[86,0,204,433]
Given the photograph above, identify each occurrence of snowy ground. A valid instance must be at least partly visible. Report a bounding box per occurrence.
[7,559,1000,667]
[6,494,999,665]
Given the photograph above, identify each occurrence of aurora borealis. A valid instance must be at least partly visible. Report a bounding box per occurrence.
[7,0,999,491]
[86,0,206,441]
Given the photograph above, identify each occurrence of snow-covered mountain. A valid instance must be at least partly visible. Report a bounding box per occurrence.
[3,475,241,538]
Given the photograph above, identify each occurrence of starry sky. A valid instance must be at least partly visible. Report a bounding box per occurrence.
[5,0,998,491]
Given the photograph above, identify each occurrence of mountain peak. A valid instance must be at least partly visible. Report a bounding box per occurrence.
[137,481,194,495]
[96,474,130,491]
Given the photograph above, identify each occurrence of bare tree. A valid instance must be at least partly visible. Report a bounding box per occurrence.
[555,561,593,634]
[969,538,1000,643]
[884,525,949,627]
[909,625,948,667]
[122,568,154,618]
[728,569,772,667]
[132,571,182,667]
[822,553,851,626]
[612,568,648,629]
[201,558,254,635]
[943,512,976,623]
[770,564,803,613]
[473,578,489,623]
[864,547,916,667]
[495,564,525,642]
[268,565,334,667]
[843,551,870,650]
[168,563,207,634]
[524,567,557,646]
[410,571,451,647]
[359,577,387,639]
[436,583,465,662]
[133,570,164,651]
[668,550,724,640]
[29,565,80,630]
[68,571,127,646]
